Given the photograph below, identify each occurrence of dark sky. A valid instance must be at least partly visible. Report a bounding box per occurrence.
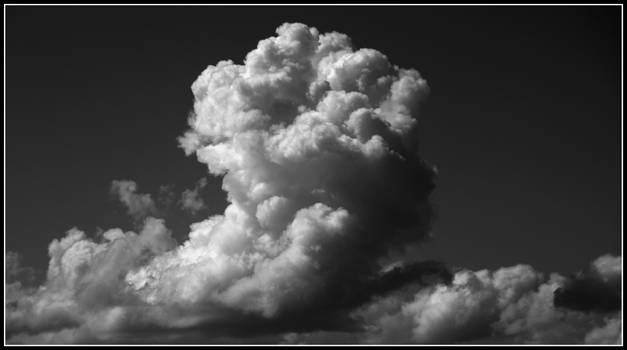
[6,5,621,277]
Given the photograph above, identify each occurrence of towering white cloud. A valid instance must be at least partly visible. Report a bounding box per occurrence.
[126,22,435,319]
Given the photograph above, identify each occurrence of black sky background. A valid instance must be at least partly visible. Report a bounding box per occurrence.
[6,6,621,278]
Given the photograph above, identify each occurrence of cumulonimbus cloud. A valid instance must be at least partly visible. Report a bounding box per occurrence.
[5,23,622,344]
[124,22,436,321]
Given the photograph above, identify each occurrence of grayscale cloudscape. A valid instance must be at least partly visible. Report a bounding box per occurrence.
[5,21,621,345]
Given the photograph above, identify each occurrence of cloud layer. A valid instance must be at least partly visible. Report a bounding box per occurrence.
[349,255,622,345]
[5,23,621,344]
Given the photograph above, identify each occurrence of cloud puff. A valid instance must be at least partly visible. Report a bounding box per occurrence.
[111,179,208,226]
[110,180,160,222]
[179,178,208,215]
[6,251,38,287]
[584,314,622,344]
[6,218,177,343]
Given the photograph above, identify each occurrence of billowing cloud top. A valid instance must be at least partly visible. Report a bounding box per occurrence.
[136,22,436,318]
